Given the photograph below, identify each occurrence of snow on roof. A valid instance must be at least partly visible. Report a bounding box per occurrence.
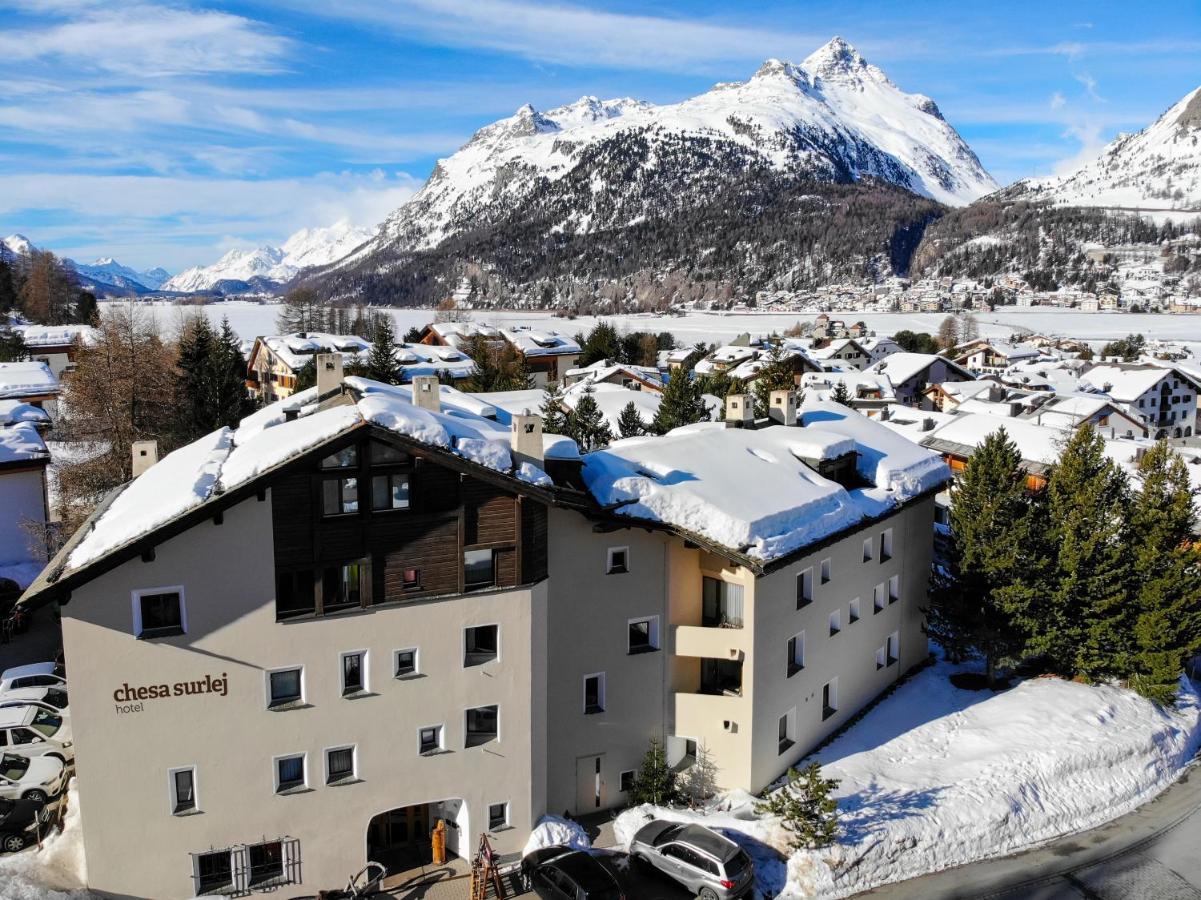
[935,380,994,402]
[1077,364,1176,401]
[867,352,969,386]
[260,333,370,370]
[501,326,581,357]
[0,361,59,399]
[0,400,51,427]
[582,402,947,562]
[15,324,99,348]
[0,421,49,465]
[801,371,895,401]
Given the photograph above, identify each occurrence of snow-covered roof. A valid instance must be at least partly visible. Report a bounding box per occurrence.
[501,326,581,357]
[866,353,972,386]
[0,400,51,427]
[258,332,370,370]
[800,371,895,402]
[564,360,663,389]
[582,400,948,563]
[15,324,99,348]
[1077,364,1181,401]
[0,361,59,399]
[0,422,49,465]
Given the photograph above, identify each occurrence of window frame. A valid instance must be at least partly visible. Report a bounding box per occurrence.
[778,708,796,755]
[627,615,660,654]
[321,475,361,517]
[465,704,500,748]
[371,471,412,512]
[487,801,510,831]
[265,665,305,710]
[820,557,831,584]
[787,631,805,677]
[797,567,814,609]
[862,537,874,563]
[168,765,197,815]
[395,647,420,679]
[888,574,900,604]
[881,528,894,561]
[606,546,630,575]
[463,548,497,591]
[324,744,358,786]
[822,678,839,721]
[340,649,369,697]
[828,609,841,636]
[131,585,187,640]
[583,672,606,715]
[273,752,308,794]
[849,597,861,624]
[464,624,500,667]
[418,724,444,755]
[873,582,886,613]
[887,631,900,667]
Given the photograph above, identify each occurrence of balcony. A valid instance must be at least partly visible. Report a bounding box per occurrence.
[675,690,746,743]
[674,624,746,661]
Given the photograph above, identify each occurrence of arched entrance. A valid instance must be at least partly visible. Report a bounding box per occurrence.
[366,799,468,876]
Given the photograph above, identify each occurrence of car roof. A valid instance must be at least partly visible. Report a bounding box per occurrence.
[0,687,50,699]
[675,824,740,862]
[0,663,57,680]
[552,851,615,891]
[0,706,37,726]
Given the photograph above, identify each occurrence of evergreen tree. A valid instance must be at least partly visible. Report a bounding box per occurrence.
[211,317,253,428]
[652,370,710,435]
[540,381,569,435]
[754,763,840,851]
[0,324,28,362]
[366,316,399,384]
[567,386,612,452]
[0,260,17,313]
[293,358,316,393]
[616,400,645,439]
[1043,425,1132,680]
[403,325,426,343]
[1126,442,1201,703]
[831,380,852,404]
[173,315,217,443]
[752,340,796,417]
[928,428,1035,684]
[74,290,98,326]
[580,321,621,367]
[629,738,677,807]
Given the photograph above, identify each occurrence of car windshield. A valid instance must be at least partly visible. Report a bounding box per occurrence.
[655,825,684,846]
[725,851,750,877]
[0,755,30,780]
[30,709,62,738]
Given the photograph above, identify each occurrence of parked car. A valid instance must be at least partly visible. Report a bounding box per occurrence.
[0,706,74,762]
[522,846,624,900]
[0,795,50,853]
[0,753,66,805]
[0,686,69,714]
[629,821,754,900]
[0,663,65,694]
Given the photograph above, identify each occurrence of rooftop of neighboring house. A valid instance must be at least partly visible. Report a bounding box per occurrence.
[0,400,51,428]
[865,352,974,386]
[15,323,100,349]
[806,338,866,360]
[693,344,759,374]
[0,421,49,467]
[0,361,59,400]
[954,341,1042,363]
[253,333,476,379]
[930,380,996,403]
[1077,364,1196,402]
[999,358,1088,393]
[563,359,664,389]
[428,321,581,357]
[801,371,896,402]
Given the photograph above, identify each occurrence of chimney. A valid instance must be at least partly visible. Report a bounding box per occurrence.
[412,375,441,412]
[920,417,935,432]
[511,409,544,467]
[316,353,344,399]
[725,393,753,427]
[131,440,158,478]
[768,389,798,426]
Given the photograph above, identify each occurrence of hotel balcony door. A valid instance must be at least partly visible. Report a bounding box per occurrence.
[575,754,604,814]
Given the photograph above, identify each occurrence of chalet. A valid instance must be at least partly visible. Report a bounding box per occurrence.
[857,336,903,366]
[865,353,975,409]
[807,338,871,371]
[419,322,580,386]
[562,359,665,394]
[15,324,98,378]
[1077,364,1201,439]
[20,360,946,899]
[0,360,60,419]
[951,340,1041,375]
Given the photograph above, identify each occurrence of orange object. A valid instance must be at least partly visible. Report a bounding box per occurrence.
[432,818,447,866]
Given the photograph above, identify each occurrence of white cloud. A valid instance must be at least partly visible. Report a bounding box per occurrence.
[1073,72,1104,103]
[1050,91,1066,110]
[1053,121,1108,176]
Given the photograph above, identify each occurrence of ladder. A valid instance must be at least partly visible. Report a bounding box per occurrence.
[470,832,506,900]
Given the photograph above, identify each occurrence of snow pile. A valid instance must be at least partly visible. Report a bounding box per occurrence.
[357,392,451,449]
[0,780,92,899]
[455,437,511,472]
[220,405,362,491]
[516,462,553,487]
[0,421,49,464]
[617,657,1201,899]
[522,815,591,857]
[67,427,232,569]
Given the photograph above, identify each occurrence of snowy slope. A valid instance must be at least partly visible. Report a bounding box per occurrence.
[2,234,36,258]
[1007,85,1201,210]
[352,37,996,260]
[163,219,373,292]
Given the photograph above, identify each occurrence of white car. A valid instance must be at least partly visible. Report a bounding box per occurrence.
[0,663,65,695]
[0,753,66,804]
[0,706,73,762]
[0,686,68,715]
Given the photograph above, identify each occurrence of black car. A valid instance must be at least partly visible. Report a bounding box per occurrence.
[521,846,624,900]
[0,796,49,853]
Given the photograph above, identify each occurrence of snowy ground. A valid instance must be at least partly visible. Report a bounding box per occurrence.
[614,655,1201,899]
[0,781,92,899]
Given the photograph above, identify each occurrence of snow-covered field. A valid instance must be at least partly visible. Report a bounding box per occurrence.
[614,656,1201,899]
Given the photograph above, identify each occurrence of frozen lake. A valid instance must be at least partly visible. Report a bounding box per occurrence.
[102,300,1201,351]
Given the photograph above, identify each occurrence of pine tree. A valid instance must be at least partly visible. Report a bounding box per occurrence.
[540,381,569,435]
[752,340,796,417]
[928,428,1035,684]
[831,380,852,404]
[1043,425,1132,680]
[0,261,17,313]
[629,738,677,807]
[580,321,621,367]
[173,315,217,443]
[617,400,645,439]
[211,317,253,428]
[0,324,28,362]
[652,371,710,435]
[567,386,612,452]
[754,763,840,851]
[366,316,399,384]
[403,325,426,343]
[1126,442,1201,703]
[74,290,98,326]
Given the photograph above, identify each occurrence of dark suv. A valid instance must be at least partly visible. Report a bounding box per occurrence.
[521,846,624,900]
[0,796,49,853]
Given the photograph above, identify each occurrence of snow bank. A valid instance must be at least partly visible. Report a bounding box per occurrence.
[616,657,1201,899]
[0,780,92,899]
[522,815,591,857]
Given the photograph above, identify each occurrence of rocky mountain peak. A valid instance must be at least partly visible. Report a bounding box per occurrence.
[802,36,870,78]
[1177,87,1201,132]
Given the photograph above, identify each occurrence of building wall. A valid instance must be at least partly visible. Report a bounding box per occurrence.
[0,466,47,566]
[61,493,542,899]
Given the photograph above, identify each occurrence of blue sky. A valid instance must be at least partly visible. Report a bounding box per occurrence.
[1,0,1199,272]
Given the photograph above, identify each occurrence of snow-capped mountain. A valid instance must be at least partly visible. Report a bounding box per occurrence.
[71,257,171,292]
[2,234,35,261]
[345,37,996,263]
[164,220,373,293]
[1004,85,1201,210]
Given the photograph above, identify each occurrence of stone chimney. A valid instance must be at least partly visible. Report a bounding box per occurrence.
[411,375,441,412]
[131,440,158,478]
[316,353,344,399]
[768,389,798,426]
[511,409,544,467]
[725,393,753,427]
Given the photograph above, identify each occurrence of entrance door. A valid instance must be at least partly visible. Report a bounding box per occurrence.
[367,805,431,874]
[575,755,604,814]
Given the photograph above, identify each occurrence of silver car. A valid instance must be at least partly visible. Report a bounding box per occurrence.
[629,821,754,900]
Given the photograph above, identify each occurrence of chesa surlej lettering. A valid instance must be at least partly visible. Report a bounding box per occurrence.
[113,673,228,713]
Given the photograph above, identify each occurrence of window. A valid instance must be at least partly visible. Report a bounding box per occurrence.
[170,767,196,815]
[619,770,635,793]
[194,849,234,895]
[371,441,408,465]
[465,625,499,666]
[628,616,660,653]
[820,558,832,584]
[325,746,356,785]
[372,473,410,511]
[393,649,419,679]
[874,582,886,613]
[889,574,900,604]
[322,476,359,516]
[583,673,605,714]
[488,802,509,831]
[419,725,443,755]
[247,840,285,889]
[133,587,185,639]
[465,705,499,747]
[464,549,495,590]
[341,651,366,696]
[797,567,814,609]
[778,709,796,755]
[276,571,315,619]
[862,537,874,562]
[876,646,887,670]
[321,446,358,468]
[606,546,629,574]
[822,679,839,720]
[881,528,894,561]
[787,632,805,677]
[267,668,303,709]
[275,754,306,793]
[322,562,364,612]
[887,631,899,667]
[703,577,744,627]
[849,598,861,624]
[829,610,841,636]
